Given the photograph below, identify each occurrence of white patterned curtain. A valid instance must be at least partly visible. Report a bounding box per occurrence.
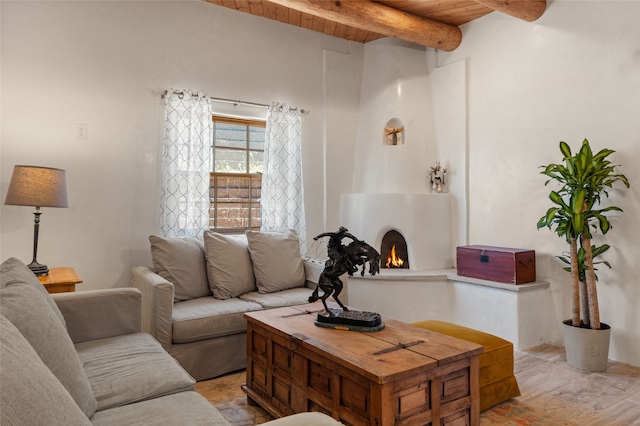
[160,90,212,237]
[261,103,306,249]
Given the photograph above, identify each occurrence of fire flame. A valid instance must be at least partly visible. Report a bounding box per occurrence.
[385,245,405,268]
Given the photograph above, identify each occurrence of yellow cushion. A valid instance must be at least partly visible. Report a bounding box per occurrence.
[412,320,521,411]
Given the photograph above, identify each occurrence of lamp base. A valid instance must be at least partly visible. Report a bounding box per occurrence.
[27,261,49,276]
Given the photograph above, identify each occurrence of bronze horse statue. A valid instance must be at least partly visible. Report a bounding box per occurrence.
[309,229,380,315]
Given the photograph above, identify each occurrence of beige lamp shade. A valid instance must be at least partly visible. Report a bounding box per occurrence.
[5,165,68,208]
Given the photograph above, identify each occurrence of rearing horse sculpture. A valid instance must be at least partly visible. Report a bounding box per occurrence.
[309,228,380,315]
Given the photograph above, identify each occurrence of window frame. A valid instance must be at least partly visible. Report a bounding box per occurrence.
[210,115,266,233]
[212,115,265,174]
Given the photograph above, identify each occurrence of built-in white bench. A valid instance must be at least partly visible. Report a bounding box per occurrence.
[347,269,556,351]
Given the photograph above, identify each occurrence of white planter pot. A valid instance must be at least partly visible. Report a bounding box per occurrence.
[562,319,611,372]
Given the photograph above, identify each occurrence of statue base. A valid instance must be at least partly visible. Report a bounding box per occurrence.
[315,309,384,332]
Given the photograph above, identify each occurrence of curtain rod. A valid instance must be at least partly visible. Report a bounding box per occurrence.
[162,90,309,115]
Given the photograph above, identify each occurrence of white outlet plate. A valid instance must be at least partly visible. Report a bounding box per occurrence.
[76,123,88,140]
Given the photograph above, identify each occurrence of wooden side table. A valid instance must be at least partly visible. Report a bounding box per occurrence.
[38,267,82,294]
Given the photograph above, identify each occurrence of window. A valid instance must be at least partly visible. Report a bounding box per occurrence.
[210,116,265,233]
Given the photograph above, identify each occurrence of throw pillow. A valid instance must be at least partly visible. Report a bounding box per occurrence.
[149,235,211,302]
[0,315,92,426]
[0,283,97,417]
[203,231,256,299]
[0,257,66,327]
[246,230,305,293]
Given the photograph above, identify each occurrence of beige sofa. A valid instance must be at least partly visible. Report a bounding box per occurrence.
[0,257,342,426]
[132,230,329,381]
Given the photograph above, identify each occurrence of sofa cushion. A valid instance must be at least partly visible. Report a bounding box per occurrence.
[204,231,257,299]
[172,297,263,344]
[246,230,305,293]
[0,257,66,327]
[239,287,314,309]
[149,235,211,302]
[90,391,230,426]
[0,283,97,417]
[0,315,93,426]
[75,332,196,411]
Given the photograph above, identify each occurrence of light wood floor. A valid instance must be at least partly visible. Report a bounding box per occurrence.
[513,345,640,425]
[196,344,640,425]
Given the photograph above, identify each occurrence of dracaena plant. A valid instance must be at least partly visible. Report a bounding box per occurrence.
[558,244,610,327]
[537,139,629,330]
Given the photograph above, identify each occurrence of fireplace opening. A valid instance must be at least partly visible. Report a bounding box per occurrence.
[380,230,409,269]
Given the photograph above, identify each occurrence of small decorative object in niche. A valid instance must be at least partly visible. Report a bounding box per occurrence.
[384,118,404,145]
[429,161,447,193]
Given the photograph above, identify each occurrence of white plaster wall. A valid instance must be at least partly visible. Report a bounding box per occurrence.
[428,59,468,250]
[352,38,435,194]
[0,1,363,289]
[430,0,640,366]
[348,278,450,324]
[322,50,363,231]
[448,281,557,351]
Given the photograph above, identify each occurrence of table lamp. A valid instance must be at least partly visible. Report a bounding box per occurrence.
[4,165,68,276]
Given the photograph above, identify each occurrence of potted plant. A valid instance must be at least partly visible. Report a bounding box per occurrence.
[537,138,629,371]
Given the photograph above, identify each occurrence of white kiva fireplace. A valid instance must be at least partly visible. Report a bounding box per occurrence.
[340,192,454,271]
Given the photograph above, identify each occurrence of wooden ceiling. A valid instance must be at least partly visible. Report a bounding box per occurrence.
[205,0,546,51]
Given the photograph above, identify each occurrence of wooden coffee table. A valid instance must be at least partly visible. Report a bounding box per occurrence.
[242,303,483,426]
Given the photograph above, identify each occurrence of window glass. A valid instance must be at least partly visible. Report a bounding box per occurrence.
[249,151,264,174]
[210,115,265,232]
[249,125,265,150]
[215,122,247,149]
[214,148,247,173]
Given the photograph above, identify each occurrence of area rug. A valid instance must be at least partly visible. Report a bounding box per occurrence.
[196,372,577,426]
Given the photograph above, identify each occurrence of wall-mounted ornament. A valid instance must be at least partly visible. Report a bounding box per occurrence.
[384,118,404,145]
[429,161,447,193]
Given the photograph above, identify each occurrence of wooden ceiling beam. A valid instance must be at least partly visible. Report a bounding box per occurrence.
[473,0,546,22]
[263,0,462,51]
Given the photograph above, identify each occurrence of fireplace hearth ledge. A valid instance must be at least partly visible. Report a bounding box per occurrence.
[447,273,549,292]
[348,271,553,351]
[366,268,550,292]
